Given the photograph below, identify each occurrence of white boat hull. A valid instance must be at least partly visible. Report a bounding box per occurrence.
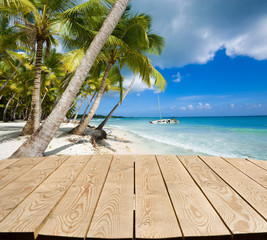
[150,119,179,124]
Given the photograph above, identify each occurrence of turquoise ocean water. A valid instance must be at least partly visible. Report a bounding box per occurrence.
[91,116,267,160]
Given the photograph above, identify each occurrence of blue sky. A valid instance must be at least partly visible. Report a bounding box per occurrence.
[80,0,267,117]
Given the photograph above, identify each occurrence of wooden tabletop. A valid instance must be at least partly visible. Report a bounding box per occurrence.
[0,155,266,240]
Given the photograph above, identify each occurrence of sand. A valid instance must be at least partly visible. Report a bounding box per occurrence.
[0,121,151,160]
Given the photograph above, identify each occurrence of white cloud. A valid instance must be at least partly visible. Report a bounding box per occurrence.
[137,93,141,96]
[188,104,194,110]
[184,103,211,110]
[132,0,267,68]
[204,103,211,109]
[172,72,181,83]
[196,102,211,110]
[122,75,155,93]
[104,73,159,98]
[230,103,235,108]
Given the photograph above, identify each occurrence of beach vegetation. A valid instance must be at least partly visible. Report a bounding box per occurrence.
[9,0,131,158]
[70,11,166,135]
[0,0,81,135]
[0,0,166,158]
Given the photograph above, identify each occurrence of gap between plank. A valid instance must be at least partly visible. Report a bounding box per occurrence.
[34,155,93,239]
[0,156,70,225]
[176,155,234,240]
[245,158,267,172]
[83,155,114,240]
[221,157,267,190]
[0,156,49,191]
[0,158,21,172]
[155,155,185,240]
[198,156,267,222]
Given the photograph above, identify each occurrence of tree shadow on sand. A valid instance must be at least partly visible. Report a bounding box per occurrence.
[44,143,76,156]
[0,132,23,144]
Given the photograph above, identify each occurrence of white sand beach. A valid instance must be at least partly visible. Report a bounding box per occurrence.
[0,121,151,160]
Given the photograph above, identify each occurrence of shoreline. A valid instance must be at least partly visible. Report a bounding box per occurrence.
[0,121,152,160]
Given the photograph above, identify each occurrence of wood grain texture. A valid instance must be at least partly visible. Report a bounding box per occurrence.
[38,155,113,239]
[0,158,20,171]
[87,155,134,239]
[178,155,267,236]
[200,156,267,220]
[156,155,230,238]
[0,156,69,222]
[247,159,267,171]
[135,155,182,239]
[223,157,267,188]
[0,157,46,190]
[0,155,90,239]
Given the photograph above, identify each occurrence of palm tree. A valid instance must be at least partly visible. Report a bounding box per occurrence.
[97,75,135,130]
[10,0,131,158]
[70,12,165,135]
[97,61,167,130]
[72,86,91,122]
[1,0,80,135]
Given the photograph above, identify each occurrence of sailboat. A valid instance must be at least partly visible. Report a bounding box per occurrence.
[149,95,179,124]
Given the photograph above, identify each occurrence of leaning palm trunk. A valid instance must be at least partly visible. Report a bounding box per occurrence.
[10,0,130,158]
[0,62,22,92]
[3,93,16,122]
[97,76,135,130]
[81,91,96,122]
[72,88,90,123]
[21,39,44,135]
[41,92,47,106]
[70,61,114,135]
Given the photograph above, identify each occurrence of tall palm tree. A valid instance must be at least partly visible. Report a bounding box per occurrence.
[70,12,165,135]
[97,75,135,130]
[10,0,131,158]
[1,0,79,135]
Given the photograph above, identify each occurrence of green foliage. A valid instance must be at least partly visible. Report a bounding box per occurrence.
[0,0,167,122]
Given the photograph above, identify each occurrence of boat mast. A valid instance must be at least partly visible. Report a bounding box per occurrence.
[158,95,162,119]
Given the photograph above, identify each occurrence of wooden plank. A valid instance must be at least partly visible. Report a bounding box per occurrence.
[247,159,267,171]
[200,156,267,220]
[223,157,267,188]
[0,155,90,240]
[87,155,134,239]
[135,155,182,239]
[0,157,46,190]
[156,155,231,239]
[0,156,69,222]
[179,155,267,239]
[0,158,21,171]
[38,155,113,239]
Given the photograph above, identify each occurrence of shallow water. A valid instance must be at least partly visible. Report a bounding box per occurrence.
[91,116,267,160]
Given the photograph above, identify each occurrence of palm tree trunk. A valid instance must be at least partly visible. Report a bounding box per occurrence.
[97,76,135,130]
[70,61,114,135]
[23,108,28,121]
[11,98,22,121]
[0,62,22,92]
[41,92,47,106]
[10,0,130,158]
[21,38,44,135]
[81,91,96,122]
[72,88,90,123]
[3,93,16,122]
